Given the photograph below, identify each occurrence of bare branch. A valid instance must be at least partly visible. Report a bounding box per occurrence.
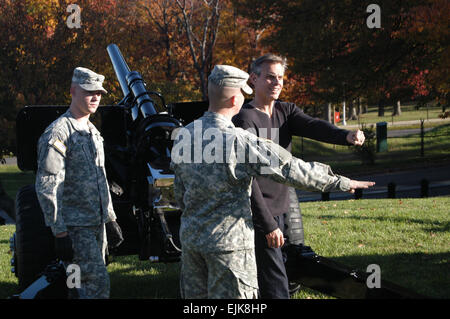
[175,0,222,99]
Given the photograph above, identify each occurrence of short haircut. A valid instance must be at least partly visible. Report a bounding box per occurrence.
[250,53,288,76]
[207,82,241,109]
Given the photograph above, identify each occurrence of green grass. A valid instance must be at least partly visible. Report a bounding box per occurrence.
[338,103,444,126]
[374,121,448,131]
[0,226,19,298]
[1,197,448,299]
[109,255,181,299]
[291,197,450,299]
[292,123,450,176]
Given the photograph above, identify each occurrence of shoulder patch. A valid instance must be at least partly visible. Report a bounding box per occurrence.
[51,139,67,157]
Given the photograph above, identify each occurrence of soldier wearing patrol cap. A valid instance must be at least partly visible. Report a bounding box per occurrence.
[35,67,123,299]
[170,65,375,299]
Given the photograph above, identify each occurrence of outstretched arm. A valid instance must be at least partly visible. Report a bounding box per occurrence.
[241,130,375,194]
[288,104,366,147]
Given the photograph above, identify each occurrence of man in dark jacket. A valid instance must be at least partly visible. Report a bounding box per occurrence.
[232,54,365,299]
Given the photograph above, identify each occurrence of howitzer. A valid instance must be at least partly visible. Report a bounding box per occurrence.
[105,43,183,262]
[283,244,427,299]
[9,44,427,299]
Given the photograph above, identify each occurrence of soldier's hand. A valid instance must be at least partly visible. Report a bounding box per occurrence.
[105,220,124,249]
[265,228,285,248]
[54,235,74,262]
[348,180,375,193]
[346,130,365,146]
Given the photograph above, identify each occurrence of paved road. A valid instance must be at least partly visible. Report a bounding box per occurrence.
[296,163,450,202]
[387,127,433,138]
[335,117,450,129]
[2,157,17,165]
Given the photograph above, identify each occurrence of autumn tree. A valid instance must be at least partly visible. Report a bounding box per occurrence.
[398,0,449,111]
[0,0,61,156]
[233,0,448,118]
[140,0,183,82]
[174,0,221,100]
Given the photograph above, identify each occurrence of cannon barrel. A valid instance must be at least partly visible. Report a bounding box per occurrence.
[107,43,157,117]
[106,44,131,97]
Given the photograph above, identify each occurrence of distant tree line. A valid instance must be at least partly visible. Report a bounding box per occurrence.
[0,0,448,158]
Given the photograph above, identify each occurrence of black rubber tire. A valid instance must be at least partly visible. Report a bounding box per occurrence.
[15,185,55,290]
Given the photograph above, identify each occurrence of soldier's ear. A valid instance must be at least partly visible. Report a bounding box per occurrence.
[230,95,238,108]
[70,84,79,97]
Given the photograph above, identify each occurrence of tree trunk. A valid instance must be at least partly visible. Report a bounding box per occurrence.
[357,97,362,115]
[393,100,402,116]
[443,94,449,112]
[378,99,385,117]
[362,97,369,114]
[349,100,358,120]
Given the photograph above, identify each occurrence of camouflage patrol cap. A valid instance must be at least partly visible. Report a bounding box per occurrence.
[72,67,107,94]
[208,65,253,95]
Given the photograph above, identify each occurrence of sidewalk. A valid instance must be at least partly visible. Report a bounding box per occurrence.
[2,157,17,166]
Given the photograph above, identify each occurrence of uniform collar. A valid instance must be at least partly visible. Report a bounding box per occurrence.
[64,109,100,136]
[203,111,235,128]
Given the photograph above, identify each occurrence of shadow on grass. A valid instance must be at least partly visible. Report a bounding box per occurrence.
[108,257,181,299]
[109,249,448,299]
[310,251,450,299]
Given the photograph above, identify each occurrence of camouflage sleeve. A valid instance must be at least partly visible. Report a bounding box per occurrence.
[284,160,351,193]
[238,130,351,193]
[105,181,117,223]
[173,173,185,210]
[35,132,67,235]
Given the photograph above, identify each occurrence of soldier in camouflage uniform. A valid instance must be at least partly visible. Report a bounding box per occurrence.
[170,65,374,299]
[35,67,122,299]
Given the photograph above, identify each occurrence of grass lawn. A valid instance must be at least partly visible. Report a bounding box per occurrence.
[292,123,450,176]
[292,197,449,299]
[336,103,444,126]
[1,197,448,299]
